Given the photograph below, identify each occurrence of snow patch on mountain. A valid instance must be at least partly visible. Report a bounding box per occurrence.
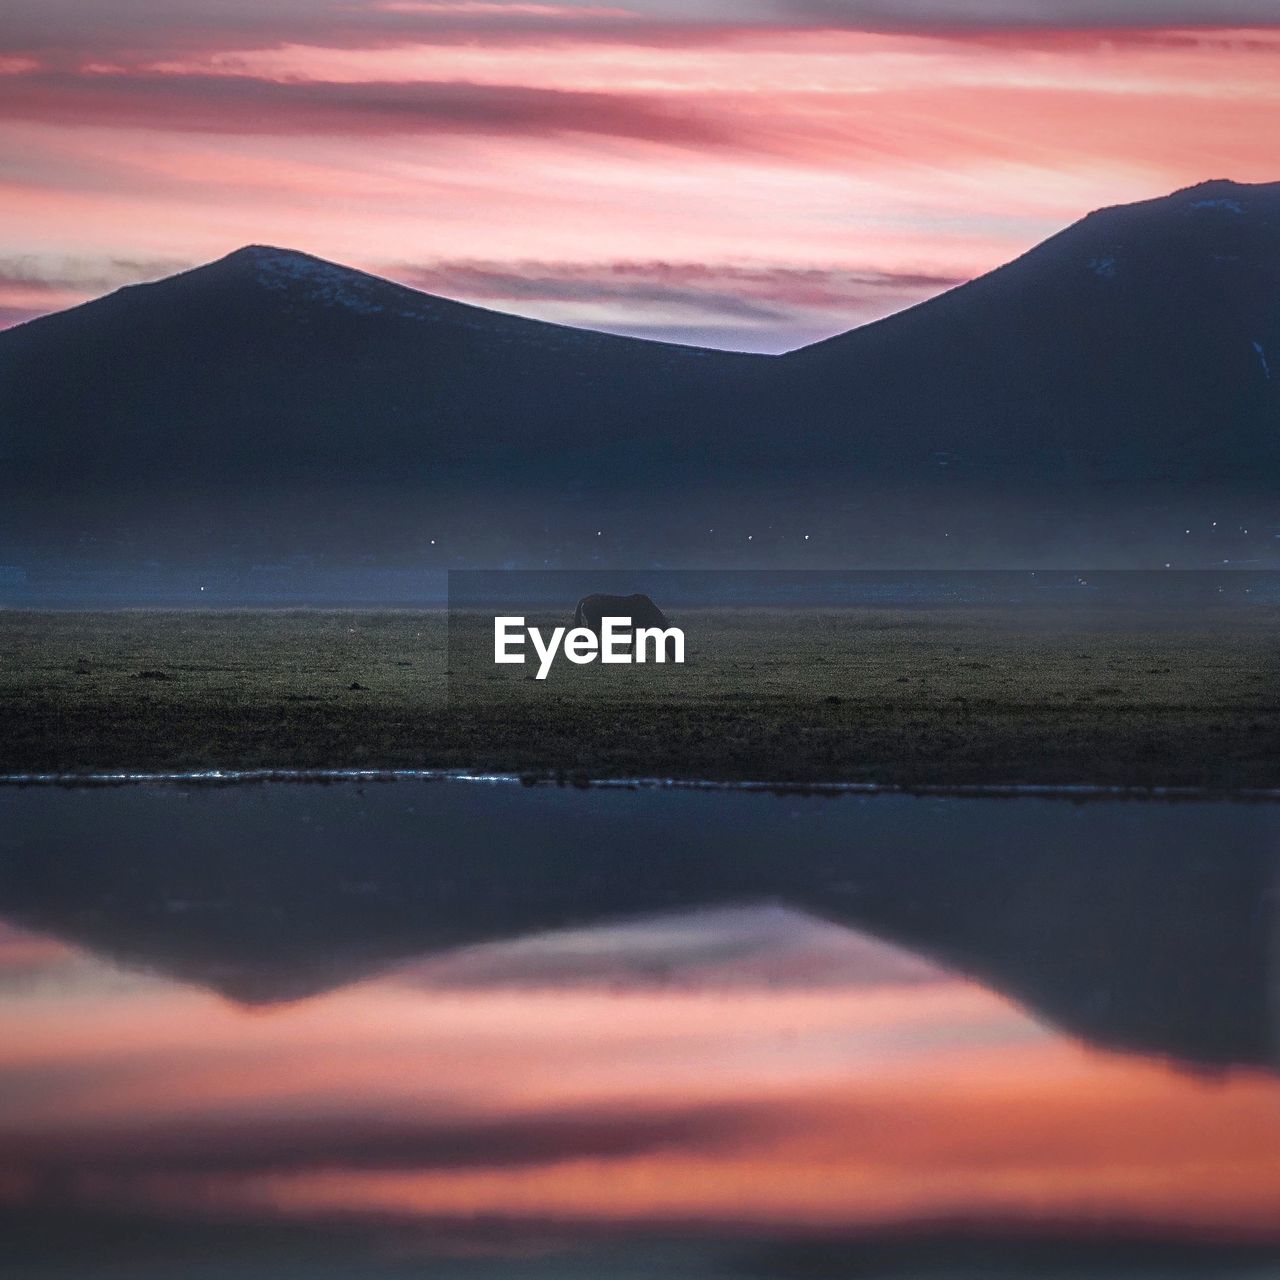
[233,245,689,359]
[1192,198,1245,214]
[248,247,425,319]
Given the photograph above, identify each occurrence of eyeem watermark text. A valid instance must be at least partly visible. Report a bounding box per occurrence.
[495,617,685,680]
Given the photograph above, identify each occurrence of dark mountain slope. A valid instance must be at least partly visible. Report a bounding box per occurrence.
[0,246,761,558]
[771,180,1280,493]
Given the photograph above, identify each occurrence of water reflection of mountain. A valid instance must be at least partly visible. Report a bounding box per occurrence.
[0,782,1275,1071]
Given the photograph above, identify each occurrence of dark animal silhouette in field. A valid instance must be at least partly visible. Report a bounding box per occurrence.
[573,593,677,661]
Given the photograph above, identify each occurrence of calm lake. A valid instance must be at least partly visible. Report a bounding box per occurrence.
[1,781,1277,1278]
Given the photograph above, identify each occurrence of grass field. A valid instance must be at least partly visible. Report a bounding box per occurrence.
[2,606,1278,789]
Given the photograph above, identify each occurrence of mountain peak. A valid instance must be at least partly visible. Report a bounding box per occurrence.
[225,243,316,260]
[1170,178,1280,218]
[208,244,412,318]
[1174,177,1280,199]
[222,243,394,279]
[193,244,720,355]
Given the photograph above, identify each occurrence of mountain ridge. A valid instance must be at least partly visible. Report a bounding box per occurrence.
[146,243,738,359]
[2,178,1278,568]
[10,176,1280,359]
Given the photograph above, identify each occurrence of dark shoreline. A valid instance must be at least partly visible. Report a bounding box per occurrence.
[4,770,1280,806]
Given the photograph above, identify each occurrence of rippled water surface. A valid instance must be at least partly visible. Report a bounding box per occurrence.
[1,782,1277,1277]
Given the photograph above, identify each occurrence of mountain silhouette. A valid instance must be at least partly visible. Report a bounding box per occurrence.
[770,180,1280,496]
[2,179,1278,567]
[0,243,760,564]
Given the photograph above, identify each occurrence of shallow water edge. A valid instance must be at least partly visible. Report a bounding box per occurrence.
[2,766,1280,801]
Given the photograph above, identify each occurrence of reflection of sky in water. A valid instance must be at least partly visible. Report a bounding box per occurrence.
[3,907,1280,1256]
[0,783,1278,1275]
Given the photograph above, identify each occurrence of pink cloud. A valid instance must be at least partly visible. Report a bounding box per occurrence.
[374,2,634,15]
[0,70,730,147]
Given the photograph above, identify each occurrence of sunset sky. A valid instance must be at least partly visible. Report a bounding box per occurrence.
[1,1,1277,349]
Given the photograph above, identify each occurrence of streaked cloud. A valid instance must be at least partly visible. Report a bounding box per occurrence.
[0,71,727,147]
[7,1099,759,1177]
[0,254,189,330]
[393,258,960,311]
[3,1,1279,67]
[0,254,185,295]
[769,1,1280,30]
[0,1,731,62]
[390,258,963,348]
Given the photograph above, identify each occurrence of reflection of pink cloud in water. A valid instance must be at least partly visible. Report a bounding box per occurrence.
[0,922,78,978]
[1,908,1278,1240]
